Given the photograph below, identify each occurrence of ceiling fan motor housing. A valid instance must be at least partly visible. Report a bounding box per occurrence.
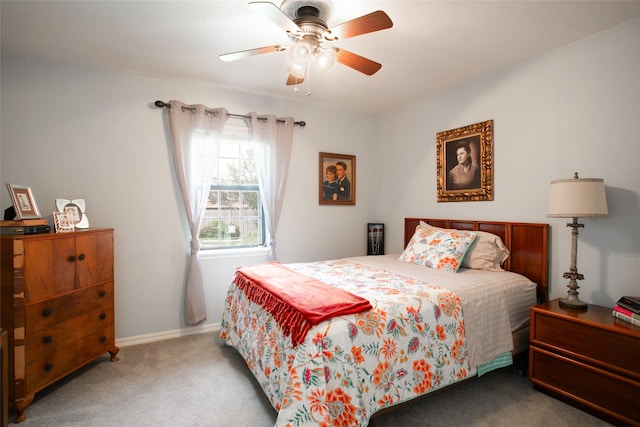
[281,0,334,22]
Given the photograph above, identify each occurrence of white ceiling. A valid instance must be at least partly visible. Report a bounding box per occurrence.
[2,1,640,114]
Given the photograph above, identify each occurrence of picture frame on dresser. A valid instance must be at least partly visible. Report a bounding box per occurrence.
[55,199,89,229]
[5,184,40,220]
[53,211,74,233]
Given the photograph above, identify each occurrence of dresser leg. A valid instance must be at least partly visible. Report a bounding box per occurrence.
[12,394,34,423]
[109,346,120,362]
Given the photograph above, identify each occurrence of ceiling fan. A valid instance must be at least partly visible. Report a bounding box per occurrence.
[219,0,393,86]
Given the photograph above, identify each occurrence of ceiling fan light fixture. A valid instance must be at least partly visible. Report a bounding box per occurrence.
[314,47,337,72]
[289,40,313,66]
[288,63,307,79]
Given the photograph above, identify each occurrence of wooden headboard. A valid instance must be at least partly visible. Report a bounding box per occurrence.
[404,218,549,302]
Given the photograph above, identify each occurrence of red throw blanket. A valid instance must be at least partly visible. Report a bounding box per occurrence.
[233,262,373,346]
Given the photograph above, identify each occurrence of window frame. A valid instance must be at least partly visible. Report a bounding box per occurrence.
[198,119,266,251]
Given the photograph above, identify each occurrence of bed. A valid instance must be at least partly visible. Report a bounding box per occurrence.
[220,218,549,427]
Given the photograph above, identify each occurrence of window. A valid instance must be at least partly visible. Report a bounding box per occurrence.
[199,118,265,249]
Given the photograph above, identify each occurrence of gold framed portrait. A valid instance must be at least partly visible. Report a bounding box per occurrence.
[436,119,494,202]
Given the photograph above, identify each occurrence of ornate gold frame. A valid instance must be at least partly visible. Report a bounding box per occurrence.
[436,119,494,202]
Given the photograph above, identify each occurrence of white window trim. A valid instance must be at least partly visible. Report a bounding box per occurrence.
[197,245,270,260]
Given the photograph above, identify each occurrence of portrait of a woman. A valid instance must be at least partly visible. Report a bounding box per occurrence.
[447,139,480,190]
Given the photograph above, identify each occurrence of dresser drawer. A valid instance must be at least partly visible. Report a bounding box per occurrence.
[24,320,114,393]
[25,344,77,392]
[531,310,640,379]
[77,325,115,363]
[25,283,114,334]
[25,304,115,359]
[531,347,640,425]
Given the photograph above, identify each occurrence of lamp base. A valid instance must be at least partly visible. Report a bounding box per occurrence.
[559,295,588,311]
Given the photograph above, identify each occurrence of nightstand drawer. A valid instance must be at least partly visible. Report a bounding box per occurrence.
[531,309,640,379]
[530,347,640,425]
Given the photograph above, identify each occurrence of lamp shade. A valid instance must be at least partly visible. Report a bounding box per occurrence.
[547,174,608,218]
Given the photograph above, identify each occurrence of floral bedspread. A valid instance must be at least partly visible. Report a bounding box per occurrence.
[220,259,474,427]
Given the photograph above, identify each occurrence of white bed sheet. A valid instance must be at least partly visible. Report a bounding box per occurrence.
[345,254,538,368]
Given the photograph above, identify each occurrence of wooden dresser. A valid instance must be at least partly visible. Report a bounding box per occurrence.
[529,299,640,426]
[0,229,119,423]
[1,329,7,427]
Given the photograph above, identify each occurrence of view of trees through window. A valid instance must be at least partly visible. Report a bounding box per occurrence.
[199,121,264,249]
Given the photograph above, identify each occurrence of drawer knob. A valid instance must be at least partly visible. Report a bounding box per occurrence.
[99,290,106,298]
[44,363,53,372]
[100,312,107,320]
[42,308,52,317]
[100,336,107,343]
[78,253,86,261]
[68,255,76,262]
[43,336,53,344]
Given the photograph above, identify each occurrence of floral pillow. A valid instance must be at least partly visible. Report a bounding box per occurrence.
[417,221,510,271]
[399,226,477,272]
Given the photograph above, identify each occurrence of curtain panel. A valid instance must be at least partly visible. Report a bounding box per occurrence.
[248,112,295,261]
[167,101,229,325]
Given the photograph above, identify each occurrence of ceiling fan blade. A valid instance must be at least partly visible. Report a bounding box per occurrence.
[249,1,301,34]
[286,74,305,86]
[327,10,393,41]
[219,45,285,62]
[335,48,382,76]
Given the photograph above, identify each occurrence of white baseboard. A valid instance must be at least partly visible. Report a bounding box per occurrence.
[115,322,221,348]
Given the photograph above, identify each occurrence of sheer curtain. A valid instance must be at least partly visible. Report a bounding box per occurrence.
[248,113,295,261]
[167,101,228,325]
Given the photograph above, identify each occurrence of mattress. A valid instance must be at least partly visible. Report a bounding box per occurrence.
[349,255,537,367]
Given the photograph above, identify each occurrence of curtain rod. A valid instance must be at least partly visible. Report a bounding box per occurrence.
[154,101,306,127]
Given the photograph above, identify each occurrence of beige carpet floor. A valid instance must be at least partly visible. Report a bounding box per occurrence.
[9,331,612,426]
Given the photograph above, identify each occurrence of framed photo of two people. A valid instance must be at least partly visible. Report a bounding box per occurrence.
[436,119,494,202]
[319,152,355,205]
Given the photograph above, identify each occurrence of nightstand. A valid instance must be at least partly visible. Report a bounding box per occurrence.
[529,299,640,426]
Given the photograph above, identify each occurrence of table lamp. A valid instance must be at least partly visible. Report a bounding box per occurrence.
[547,172,608,310]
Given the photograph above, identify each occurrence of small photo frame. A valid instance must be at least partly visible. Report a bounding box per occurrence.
[6,184,41,219]
[56,198,89,229]
[319,152,356,205]
[436,119,494,202]
[53,211,75,233]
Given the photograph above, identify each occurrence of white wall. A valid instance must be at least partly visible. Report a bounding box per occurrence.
[2,17,638,341]
[376,17,640,307]
[0,56,377,339]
